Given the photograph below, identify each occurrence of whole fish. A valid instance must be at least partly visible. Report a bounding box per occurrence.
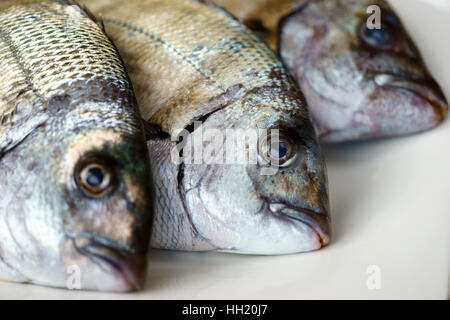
[0,0,153,291]
[81,0,331,255]
[207,0,448,142]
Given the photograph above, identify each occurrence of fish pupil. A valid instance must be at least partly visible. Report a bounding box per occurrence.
[86,167,104,187]
[270,141,288,159]
[366,28,389,44]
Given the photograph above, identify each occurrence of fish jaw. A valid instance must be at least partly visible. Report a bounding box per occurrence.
[14,237,149,292]
[213,204,329,255]
[297,67,448,143]
[217,204,330,255]
[187,184,329,255]
[372,72,448,124]
[269,203,330,247]
[315,61,449,142]
[70,237,147,292]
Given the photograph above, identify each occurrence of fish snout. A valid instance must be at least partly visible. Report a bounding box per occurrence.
[269,203,331,247]
[73,237,147,292]
[374,73,448,121]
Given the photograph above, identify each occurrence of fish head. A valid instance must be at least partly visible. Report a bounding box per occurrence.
[0,99,153,292]
[279,0,448,142]
[180,86,330,255]
[59,125,153,292]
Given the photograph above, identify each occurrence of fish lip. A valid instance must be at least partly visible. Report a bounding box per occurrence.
[73,237,147,292]
[374,73,448,119]
[269,203,331,247]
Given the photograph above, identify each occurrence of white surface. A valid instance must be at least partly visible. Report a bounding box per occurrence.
[0,0,448,300]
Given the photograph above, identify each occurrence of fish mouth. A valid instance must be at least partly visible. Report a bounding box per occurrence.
[73,237,147,292]
[269,203,331,247]
[374,73,448,119]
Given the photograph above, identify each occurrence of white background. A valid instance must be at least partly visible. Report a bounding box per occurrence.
[0,0,448,299]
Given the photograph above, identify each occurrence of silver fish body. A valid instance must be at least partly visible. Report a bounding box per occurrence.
[0,0,153,291]
[209,0,449,142]
[81,0,331,255]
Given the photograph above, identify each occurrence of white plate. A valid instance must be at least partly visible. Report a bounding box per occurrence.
[0,0,448,300]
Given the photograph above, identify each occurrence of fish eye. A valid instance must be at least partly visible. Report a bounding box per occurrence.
[260,132,298,168]
[359,24,396,49]
[75,155,116,198]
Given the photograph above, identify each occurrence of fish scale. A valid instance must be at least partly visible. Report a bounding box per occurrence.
[0,0,128,121]
[81,0,306,135]
[0,0,142,152]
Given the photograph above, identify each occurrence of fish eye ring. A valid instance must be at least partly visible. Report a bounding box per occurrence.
[75,155,116,198]
[359,23,396,49]
[258,131,298,168]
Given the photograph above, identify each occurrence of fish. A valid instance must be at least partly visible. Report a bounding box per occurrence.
[0,0,153,292]
[206,0,449,142]
[80,0,331,255]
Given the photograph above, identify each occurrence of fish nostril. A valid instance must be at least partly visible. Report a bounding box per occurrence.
[269,203,286,213]
[374,74,394,87]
